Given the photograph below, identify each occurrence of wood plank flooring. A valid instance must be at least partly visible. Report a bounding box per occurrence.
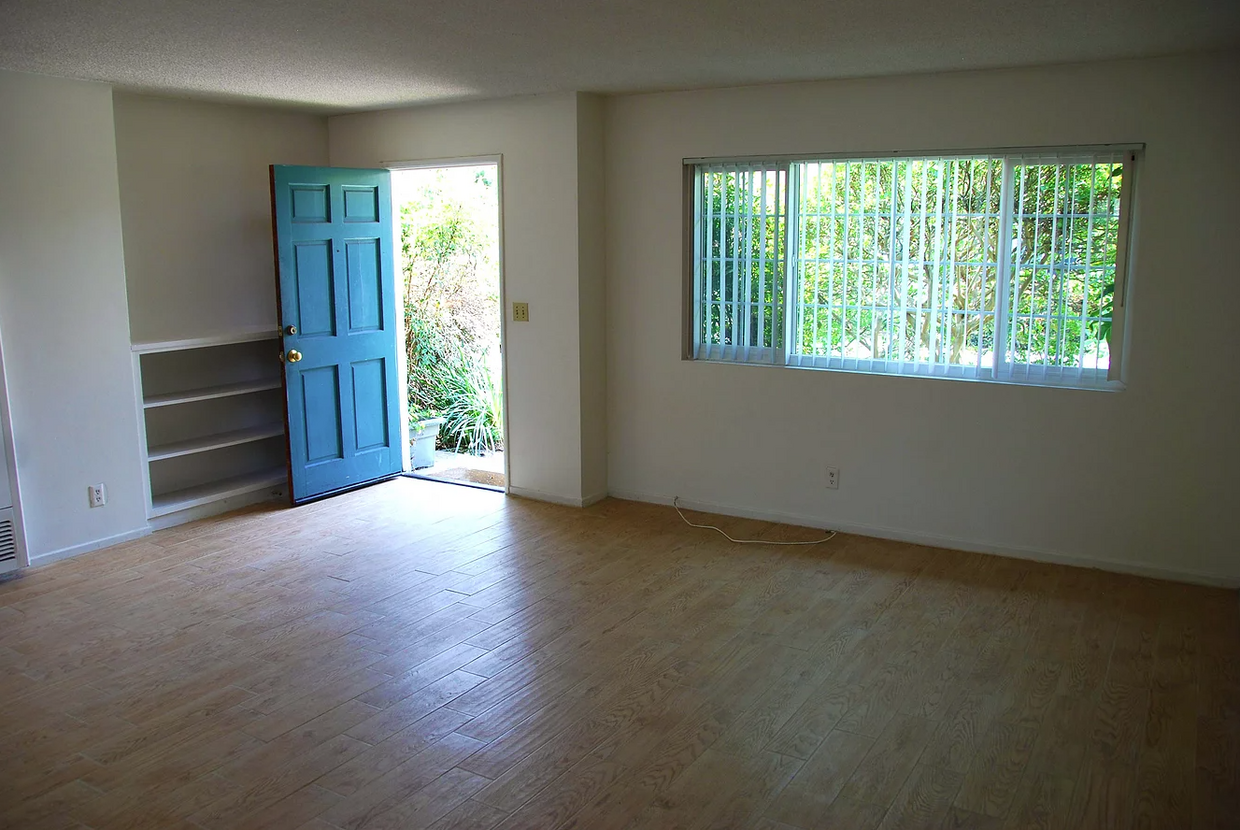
[1,477,1237,829]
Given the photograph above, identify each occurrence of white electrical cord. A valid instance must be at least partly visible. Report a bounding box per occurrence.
[673,497,837,546]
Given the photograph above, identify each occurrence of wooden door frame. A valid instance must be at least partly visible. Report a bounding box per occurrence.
[383,155,510,495]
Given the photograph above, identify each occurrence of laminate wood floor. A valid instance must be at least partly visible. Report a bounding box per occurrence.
[1,478,1237,829]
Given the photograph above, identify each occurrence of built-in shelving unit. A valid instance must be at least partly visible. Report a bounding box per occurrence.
[133,330,288,527]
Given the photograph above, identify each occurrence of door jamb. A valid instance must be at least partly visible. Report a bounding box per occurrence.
[383,155,510,495]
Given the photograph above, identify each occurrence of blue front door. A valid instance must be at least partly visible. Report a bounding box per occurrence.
[270,165,402,503]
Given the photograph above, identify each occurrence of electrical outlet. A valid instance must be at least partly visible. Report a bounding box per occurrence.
[512,301,530,322]
[88,483,107,508]
[825,467,840,490]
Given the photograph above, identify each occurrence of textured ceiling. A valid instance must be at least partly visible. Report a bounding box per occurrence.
[1,0,1237,112]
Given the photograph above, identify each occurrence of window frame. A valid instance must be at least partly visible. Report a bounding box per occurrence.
[683,144,1141,390]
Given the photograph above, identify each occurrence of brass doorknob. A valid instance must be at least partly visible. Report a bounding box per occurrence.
[286,349,302,363]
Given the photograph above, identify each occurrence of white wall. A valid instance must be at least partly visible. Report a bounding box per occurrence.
[604,51,1240,585]
[576,93,608,503]
[329,93,607,506]
[0,70,149,560]
[113,94,329,343]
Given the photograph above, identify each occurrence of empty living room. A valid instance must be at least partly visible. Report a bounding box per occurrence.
[0,1,1238,828]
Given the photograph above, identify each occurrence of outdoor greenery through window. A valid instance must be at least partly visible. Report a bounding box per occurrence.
[689,147,1136,388]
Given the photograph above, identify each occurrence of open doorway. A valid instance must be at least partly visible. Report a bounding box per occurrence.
[393,162,506,491]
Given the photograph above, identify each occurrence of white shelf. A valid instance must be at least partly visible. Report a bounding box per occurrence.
[132,326,280,354]
[143,379,282,409]
[148,424,285,462]
[150,468,286,517]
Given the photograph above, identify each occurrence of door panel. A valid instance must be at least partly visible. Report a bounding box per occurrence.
[342,186,380,221]
[290,185,330,222]
[293,241,336,336]
[301,366,343,464]
[351,358,389,451]
[345,239,383,332]
[271,165,402,503]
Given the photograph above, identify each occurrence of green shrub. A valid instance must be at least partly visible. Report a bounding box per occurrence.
[437,348,503,454]
[400,167,503,456]
[405,311,503,454]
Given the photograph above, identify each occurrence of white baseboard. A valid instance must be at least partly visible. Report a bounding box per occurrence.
[507,485,604,508]
[28,526,152,568]
[607,488,1240,589]
[581,490,608,508]
[26,488,285,567]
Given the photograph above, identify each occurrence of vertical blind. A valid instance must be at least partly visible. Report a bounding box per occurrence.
[693,162,788,364]
[689,147,1136,389]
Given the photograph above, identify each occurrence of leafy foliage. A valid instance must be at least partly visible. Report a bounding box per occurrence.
[700,158,1122,370]
[399,167,503,454]
[437,350,504,454]
[699,168,786,350]
[1009,162,1121,368]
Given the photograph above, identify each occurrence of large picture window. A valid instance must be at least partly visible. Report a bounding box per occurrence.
[687,147,1137,389]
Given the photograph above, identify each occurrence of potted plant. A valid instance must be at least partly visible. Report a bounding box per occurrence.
[409,410,445,469]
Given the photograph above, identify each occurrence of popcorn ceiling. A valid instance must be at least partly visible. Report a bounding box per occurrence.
[0,0,1236,112]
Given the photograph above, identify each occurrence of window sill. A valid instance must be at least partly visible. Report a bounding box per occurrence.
[686,355,1126,393]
